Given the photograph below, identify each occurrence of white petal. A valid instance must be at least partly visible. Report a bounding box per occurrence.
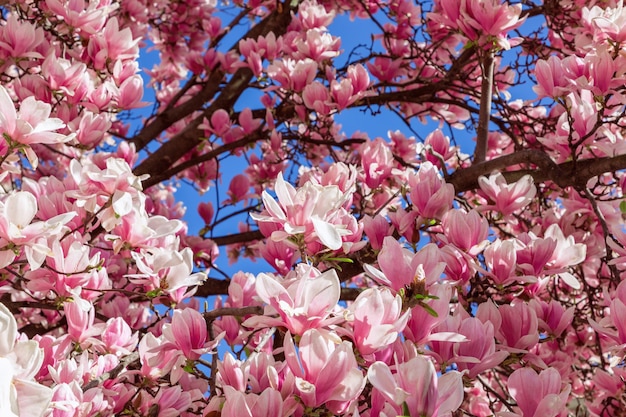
[558,272,581,289]
[312,217,341,250]
[5,192,37,228]
[0,303,17,356]
[112,191,133,217]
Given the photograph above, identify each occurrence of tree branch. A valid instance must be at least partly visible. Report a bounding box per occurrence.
[449,150,626,193]
[474,51,495,163]
[211,230,264,246]
[132,6,296,178]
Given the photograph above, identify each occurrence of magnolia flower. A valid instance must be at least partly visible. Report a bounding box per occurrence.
[284,329,365,414]
[0,191,76,270]
[367,355,463,417]
[0,302,53,417]
[0,85,69,167]
[243,264,341,335]
[505,367,570,417]
[350,287,410,356]
[478,172,536,216]
[251,172,355,251]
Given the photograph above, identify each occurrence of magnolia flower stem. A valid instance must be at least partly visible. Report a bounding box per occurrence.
[474,50,495,164]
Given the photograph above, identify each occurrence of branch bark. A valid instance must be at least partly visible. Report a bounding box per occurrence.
[448,150,626,193]
[130,7,295,152]
[132,6,296,178]
[473,51,495,164]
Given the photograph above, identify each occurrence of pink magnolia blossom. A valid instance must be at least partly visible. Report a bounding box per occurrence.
[44,0,111,34]
[589,280,626,347]
[349,287,410,356]
[404,283,452,344]
[295,29,340,61]
[0,302,53,417]
[361,138,395,189]
[365,237,446,292]
[0,14,44,60]
[221,386,297,417]
[86,17,139,70]
[441,209,489,255]
[584,2,626,44]
[162,308,210,360]
[478,172,536,216]
[284,329,365,414]
[129,246,207,301]
[457,0,524,50]
[0,85,69,166]
[251,172,355,251]
[226,174,252,204]
[197,201,214,225]
[423,129,455,167]
[533,56,571,99]
[453,317,509,378]
[367,355,463,417]
[362,214,393,251]
[409,161,454,220]
[529,299,574,338]
[302,81,334,115]
[100,317,137,356]
[266,58,317,92]
[488,301,539,352]
[0,191,75,270]
[483,238,528,286]
[506,367,570,417]
[244,265,341,335]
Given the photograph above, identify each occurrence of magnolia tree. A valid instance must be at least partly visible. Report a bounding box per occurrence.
[4,0,626,415]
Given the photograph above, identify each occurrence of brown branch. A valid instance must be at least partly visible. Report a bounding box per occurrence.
[211,230,264,246]
[130,71,224,152]
[448,150,626,193]
[195,277,231,297]
[139,131,261,188]
[203,306,264,320]
[448,149,557,192]
[474,51,495,164]
[132,6,296,178]
[133,66,256,179]
[130,6,294,152]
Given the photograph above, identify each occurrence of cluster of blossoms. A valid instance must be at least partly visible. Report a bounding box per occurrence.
[3,0,626,416]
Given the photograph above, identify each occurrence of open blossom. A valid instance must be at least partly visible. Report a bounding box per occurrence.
[0,302,53,417]
[284,329,365,414]
[458,0,524,49]
[221,386,297,417]
[0,191,75,270]
[367,355,463,417]
[430,0,523,50]
[0,84,69,166]
[478,172,536,216]
[129,247,207,301]
[349,287,410,356]
[251,172,355,251]
[243,264,341,335]
[409,161,454,220]
[506,367,570,417]
[365,237,446,292]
